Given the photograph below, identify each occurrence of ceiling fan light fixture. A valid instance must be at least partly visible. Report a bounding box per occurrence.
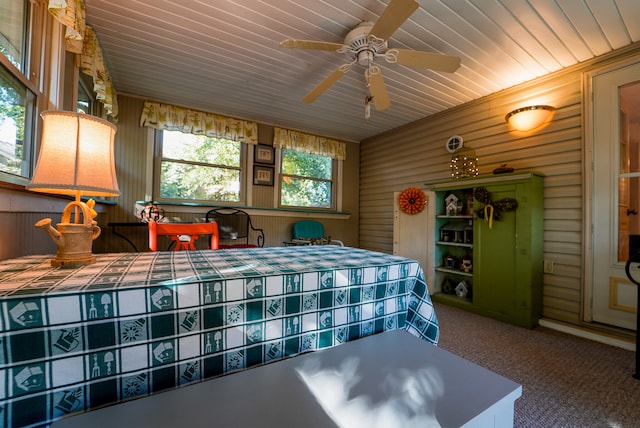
[505,105,555,131]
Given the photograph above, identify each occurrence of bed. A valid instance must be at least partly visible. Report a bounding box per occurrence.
[0,246,439,427]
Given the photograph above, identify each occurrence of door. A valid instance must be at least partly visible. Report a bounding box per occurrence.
[592,61,640,330]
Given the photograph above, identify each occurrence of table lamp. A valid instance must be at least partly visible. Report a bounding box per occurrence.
[27,111,120,267]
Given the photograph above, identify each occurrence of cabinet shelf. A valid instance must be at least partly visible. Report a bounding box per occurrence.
[436,215,473,219]
[436,267,473,277]
[436,241,473,248]
[432,292,473,306]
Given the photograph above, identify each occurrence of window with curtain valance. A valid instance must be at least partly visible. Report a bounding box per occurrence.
[48,0,118,118]
[273,127,346,160]
[140,101,259,144]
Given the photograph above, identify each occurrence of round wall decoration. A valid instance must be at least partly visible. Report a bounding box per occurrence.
[445,135,464,153]
[398,187,427,215]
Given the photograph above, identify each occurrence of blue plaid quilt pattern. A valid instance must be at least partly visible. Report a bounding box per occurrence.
[0,246,438,427]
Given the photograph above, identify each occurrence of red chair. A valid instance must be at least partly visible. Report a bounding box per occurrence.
[148,221,219,251]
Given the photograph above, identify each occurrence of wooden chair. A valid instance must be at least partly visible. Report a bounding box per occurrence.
[148,221,219,251]
[205,208,264,248]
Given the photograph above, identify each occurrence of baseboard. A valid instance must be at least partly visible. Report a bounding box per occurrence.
[538,318,635,351]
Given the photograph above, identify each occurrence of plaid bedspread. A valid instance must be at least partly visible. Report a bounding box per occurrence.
[0,246,439,427]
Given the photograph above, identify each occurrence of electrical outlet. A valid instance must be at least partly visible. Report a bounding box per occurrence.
[544,260,554,273]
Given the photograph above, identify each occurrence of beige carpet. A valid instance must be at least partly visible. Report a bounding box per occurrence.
[434,303,640,428]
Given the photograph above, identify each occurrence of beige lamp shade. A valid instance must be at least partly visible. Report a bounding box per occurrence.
[505,105,555,132]
[28,111,120,198]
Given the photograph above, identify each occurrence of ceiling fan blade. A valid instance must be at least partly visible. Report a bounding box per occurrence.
[368,71,391,111]
[369,0,419,41]
[303,67,348,103]
[394,49,461,73]
[280,39,344,52]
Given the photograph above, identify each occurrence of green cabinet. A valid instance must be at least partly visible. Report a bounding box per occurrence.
[425,172,543,328]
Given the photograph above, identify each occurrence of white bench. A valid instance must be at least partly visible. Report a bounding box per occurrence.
[53,330,521,428]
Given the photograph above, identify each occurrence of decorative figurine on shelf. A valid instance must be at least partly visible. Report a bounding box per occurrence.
[442,277,453,295]
[466,191,474,216]
[445,193,459,216]
[444,255,457,269]
[455,280,469,297]
[493,164,514,174]
[460,254,473,273]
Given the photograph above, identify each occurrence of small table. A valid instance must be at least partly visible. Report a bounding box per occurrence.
[53,330,521,428]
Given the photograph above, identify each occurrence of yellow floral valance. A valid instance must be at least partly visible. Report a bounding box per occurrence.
[273,128,346,160]
[80,26,118,118]
[48,0,118,119]
[140,101,259,145]
[48,0,85,54]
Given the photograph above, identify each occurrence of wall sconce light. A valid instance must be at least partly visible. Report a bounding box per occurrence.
[28,111,120,267]
[505,105,555,131]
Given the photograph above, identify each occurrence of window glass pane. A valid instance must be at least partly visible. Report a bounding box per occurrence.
[280,150,333,208]
[77,81,92,114]
[0,63,34,178]
[0,0,28,70]
[160,161,240,201]
[281,176,332,208]
[619,81,640,174]
[158,130,242,202]
[163,130,240,167]
[281,150,331,180]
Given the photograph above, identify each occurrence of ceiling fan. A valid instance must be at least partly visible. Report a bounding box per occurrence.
[280,0,461,116]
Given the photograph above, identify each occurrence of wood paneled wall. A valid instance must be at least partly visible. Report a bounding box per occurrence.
[359,44,640,327]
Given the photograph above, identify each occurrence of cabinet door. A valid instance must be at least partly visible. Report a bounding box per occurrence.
[473,183,519,320]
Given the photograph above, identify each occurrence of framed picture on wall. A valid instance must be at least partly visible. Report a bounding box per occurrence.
[254,144,275,164]
[254,165,274,186]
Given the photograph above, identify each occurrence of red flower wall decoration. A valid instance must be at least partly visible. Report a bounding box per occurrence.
[398,187,427,215]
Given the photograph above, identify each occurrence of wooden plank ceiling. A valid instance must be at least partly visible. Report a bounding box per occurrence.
[84,0,639,142]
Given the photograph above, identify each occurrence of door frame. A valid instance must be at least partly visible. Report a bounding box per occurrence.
[583,56,640,324]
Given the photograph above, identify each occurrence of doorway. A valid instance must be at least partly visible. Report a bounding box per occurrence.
[591,61,640,330]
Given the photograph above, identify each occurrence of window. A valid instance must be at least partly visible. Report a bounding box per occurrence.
[0,0,29,71]
[0,64,35,178]
[0,0,37,181]
[155,130,243,202]
[77,76,93,114]
[280,149,335,208]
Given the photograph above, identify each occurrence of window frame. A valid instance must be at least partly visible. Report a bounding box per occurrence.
[152,129,248,205]
[277,148,340,211]
[0,0,46,186]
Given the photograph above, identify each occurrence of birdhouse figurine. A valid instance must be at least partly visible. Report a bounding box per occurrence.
[455,280,469,298]
[445,194,459,216]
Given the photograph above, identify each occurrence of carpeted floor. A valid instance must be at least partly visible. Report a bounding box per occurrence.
[433,303,640,428]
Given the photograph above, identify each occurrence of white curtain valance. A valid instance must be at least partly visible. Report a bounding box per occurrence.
[48,0,85,54]
[273,127,346,161]
[140,101,259,145]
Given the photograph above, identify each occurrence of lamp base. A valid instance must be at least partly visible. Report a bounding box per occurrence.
[35,200,102,269]
[50,254,97,268]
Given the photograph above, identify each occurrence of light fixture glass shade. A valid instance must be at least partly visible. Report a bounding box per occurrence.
[28,111,120,198]
[505,105,555,132]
